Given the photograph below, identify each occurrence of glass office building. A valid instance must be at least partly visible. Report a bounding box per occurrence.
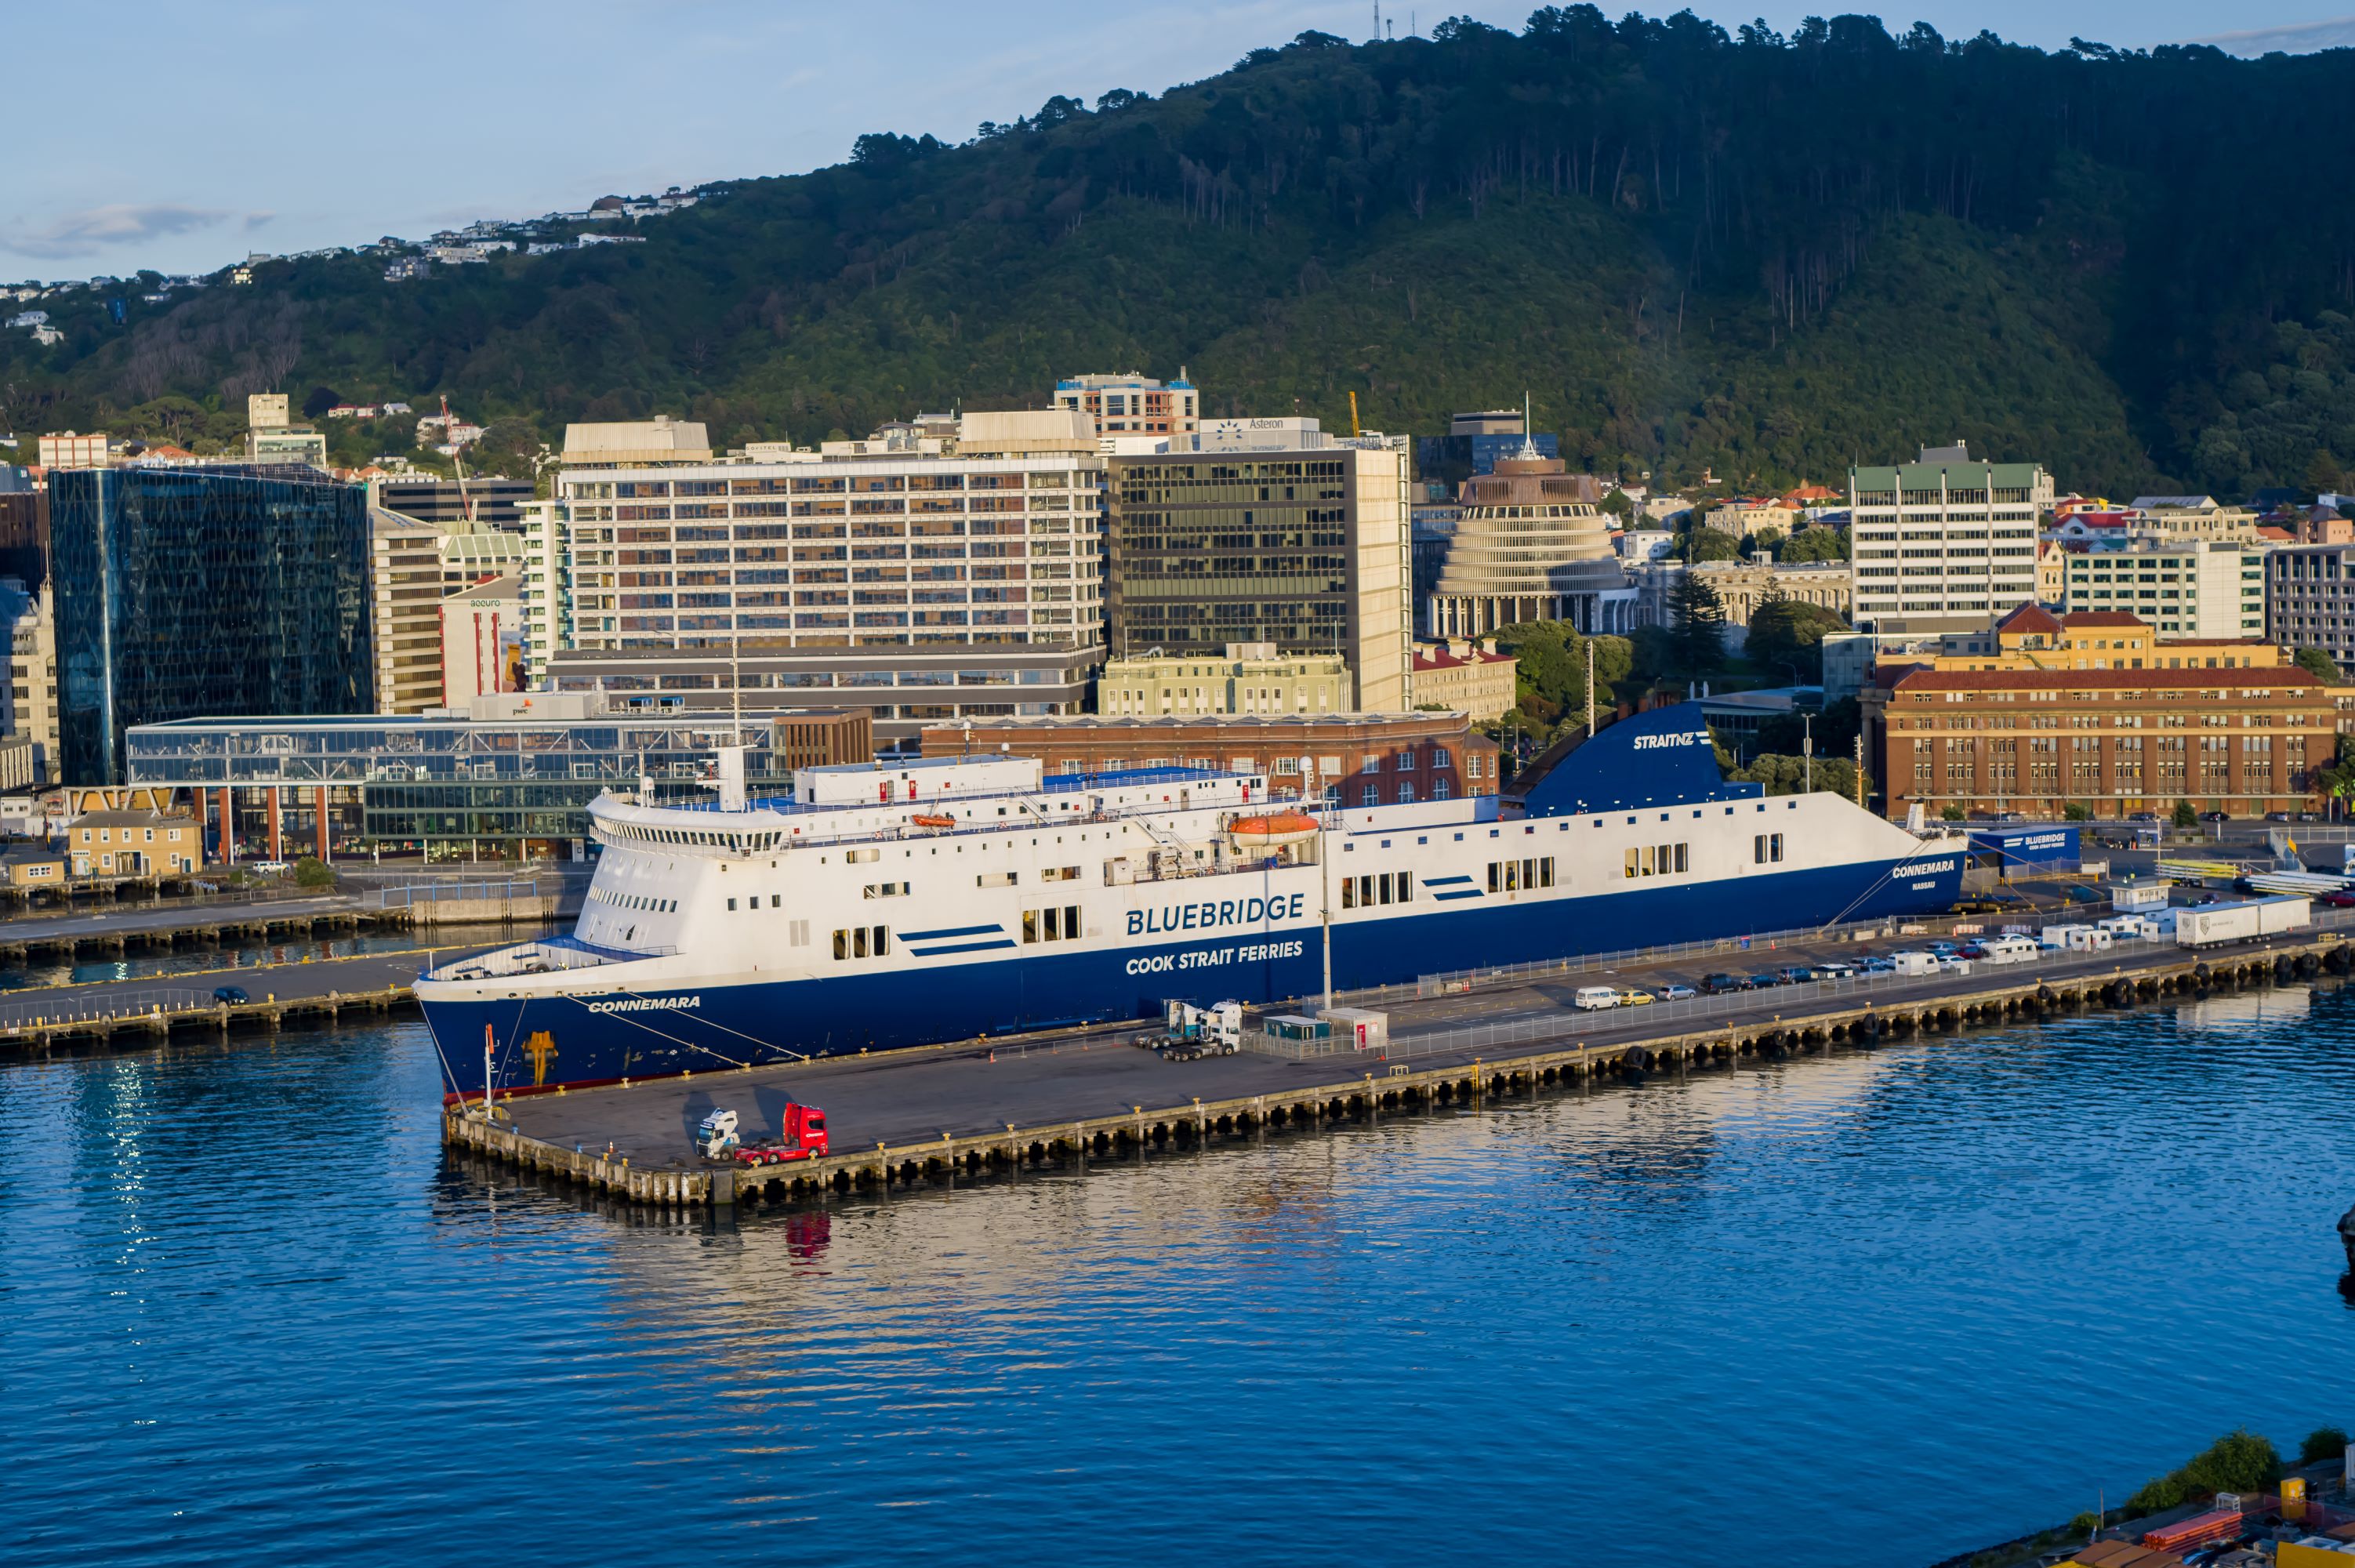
[124,702,871,860]
[51,463,372,783]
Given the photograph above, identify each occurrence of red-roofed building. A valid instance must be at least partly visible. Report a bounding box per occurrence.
[1410,638,1519,720]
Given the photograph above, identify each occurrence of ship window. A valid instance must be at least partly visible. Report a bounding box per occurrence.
[1398,870,1413,902]
[1674,844,1688,873]
[853,927,869,958]
[1343,877,1357,909]
[873,925,889,955]
[1624,849,1639,880]
[1753,833,1785,864]
[1042,866,1080,882]
[833,928,848,960]
[771,895,781,907]
[1539,858,1554,887]
[1378,873,1392,905]
[727,897,737,910]
[978,870,1018,887]
[864,881,908,898]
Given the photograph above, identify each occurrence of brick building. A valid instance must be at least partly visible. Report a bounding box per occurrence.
[1863,662,2334,819]
[919,713,1500,806]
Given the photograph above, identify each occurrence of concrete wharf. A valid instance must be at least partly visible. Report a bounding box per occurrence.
[0,903,402,965]
[445,924,2355,1214]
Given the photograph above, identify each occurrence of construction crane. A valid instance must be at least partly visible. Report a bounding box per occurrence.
[441,394,474,527]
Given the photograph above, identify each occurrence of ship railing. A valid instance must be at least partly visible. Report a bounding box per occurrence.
[427,939,677,981]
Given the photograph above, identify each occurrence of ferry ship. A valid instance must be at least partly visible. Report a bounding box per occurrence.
[416,703,1967,1102]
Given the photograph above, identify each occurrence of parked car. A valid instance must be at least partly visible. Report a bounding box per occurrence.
[1776,965,1816,985]
[1816,960,1857,980]
[1956,943,1988,960]
[2265,811,2291,822]
[2323,891,2355,909]
[1573,985,1620,1011]
[2201,810,2229,822]
[1616,987,1656,1007]
[212,985,249,1004]
[1700,972,1750,994]
[1747,971,1783,989]
[2128,811,2160,823]
[1860,956,1897,975]
[1655,983,1698,1001]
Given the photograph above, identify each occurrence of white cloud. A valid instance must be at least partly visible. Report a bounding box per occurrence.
[0,203,244,260]
[2186,14,2355,54]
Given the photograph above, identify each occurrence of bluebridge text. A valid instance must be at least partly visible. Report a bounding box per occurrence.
[1127,894,1307,937]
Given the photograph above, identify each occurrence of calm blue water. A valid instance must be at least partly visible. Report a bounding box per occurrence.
[4,986,2352,1566]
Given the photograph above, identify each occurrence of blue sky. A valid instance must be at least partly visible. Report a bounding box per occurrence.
[4,1,2344,280]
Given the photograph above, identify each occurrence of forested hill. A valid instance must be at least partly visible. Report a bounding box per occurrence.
[10,9,2355,496]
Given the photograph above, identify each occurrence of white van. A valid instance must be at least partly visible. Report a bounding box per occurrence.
[1573,985,1620,1011]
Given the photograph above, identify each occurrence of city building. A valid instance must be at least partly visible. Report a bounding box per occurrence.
[1408,640,1519,721]
[370,508,447,715]
[2266,543,2355,666]
[1424,448,1627,637]
[440,575,525,705]
[1096,644,1349,717]
[1109,441,1412,710]
[1849,441,2052,631]
[435,527,525,593]
[244,392,327,467]
[543,411,1107,748]
[1612,528,1675,562]
[559,413,713,467]
[124,697,873,862]
[372,475,535,531]
[0,841,66,890]
[49,464,372,783]
[37,431,114,469]
[916,712,1501,805]
[1417,409,1561,481]
[1052,371,1199,437]
[1700,499,1797,538]
[65,811,200,877]
[1628,560,1850,650]
[1907,602,2280,673]
[2127,495,2259,541]
[1862,648,2332,819]
[2055,536,2266,639]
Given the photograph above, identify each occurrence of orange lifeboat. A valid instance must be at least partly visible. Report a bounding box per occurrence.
[909,813,957,829]
[1227,810,1320,848]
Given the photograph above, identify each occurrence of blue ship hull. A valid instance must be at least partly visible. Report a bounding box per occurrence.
[423,854,1963,1101]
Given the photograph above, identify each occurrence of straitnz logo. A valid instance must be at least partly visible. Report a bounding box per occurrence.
[1631,730,1709,750]
[585,995,702,1014]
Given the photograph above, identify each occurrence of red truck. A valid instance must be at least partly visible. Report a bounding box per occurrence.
[696,1102,831,1164]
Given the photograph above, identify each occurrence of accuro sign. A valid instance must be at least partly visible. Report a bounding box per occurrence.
[1127,893,1308,937]
[585,995,703,1014]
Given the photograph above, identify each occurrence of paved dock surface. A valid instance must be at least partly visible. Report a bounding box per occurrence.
[503,937,2197,1164]
[0,892,365,940]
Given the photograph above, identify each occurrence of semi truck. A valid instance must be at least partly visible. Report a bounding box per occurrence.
[694,1102,831,1164]
[2173,895,2310,949]
[1136,1000,1245,1060]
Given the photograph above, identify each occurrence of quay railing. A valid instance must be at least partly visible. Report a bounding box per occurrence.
[0,986,218,1033]
[377,880,549,909]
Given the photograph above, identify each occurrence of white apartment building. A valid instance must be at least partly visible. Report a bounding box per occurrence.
[369,508,448,714]
[1848,441,2052,631]
[1052,372,1199,438]
[2266,543,2355,665]
[2056,537,2266,640]
[538,411,1108,749]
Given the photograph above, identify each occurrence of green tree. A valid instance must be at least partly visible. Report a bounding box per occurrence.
[1666,572,1727,678]
[2300,1426,2350,1466]
[1732,752,1858,798]
[1777,526,1850,564]
[1599,489,1635,521]
[292,856,335,888]
[2294,645,2344,684]
[1685,528,1741,563]
[2173,799,2198,829]
[1489,620,1633,740]
[2063,801,2092,821]
[1744,591,1849,683]
[2123,1429,2280,1518]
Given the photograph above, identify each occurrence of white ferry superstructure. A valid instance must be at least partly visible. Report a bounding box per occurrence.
[416,702,1967,1100]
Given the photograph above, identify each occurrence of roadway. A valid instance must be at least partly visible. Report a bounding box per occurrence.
[0,940,495,1022]
[0,891,367,941]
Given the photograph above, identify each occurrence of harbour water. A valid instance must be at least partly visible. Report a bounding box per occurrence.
[3,985,2351,1565]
